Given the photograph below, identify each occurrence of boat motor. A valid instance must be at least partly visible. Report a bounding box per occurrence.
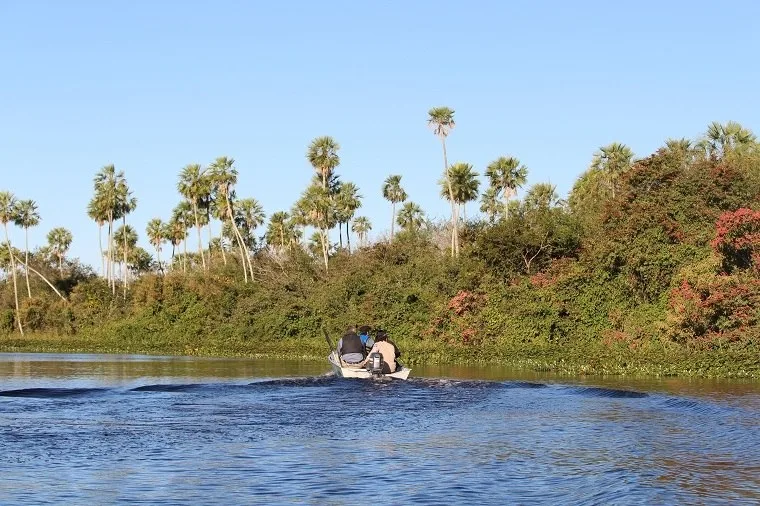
[367,352,384,375]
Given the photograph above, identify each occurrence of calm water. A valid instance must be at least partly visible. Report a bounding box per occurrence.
[1,354,758,505]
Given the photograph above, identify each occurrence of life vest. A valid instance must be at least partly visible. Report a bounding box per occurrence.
[340,332,364,356]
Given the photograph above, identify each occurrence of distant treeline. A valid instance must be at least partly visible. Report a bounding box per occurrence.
[1,117,760,376]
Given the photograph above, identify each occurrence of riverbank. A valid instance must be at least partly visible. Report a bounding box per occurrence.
[2,332,758,378]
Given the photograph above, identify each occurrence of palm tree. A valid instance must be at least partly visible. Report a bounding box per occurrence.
[114,224,138,284]
[146,218,166,273]
[266,211,290,251]
[397,202,425,233]
[87,196,109,277]
[698,121,756,158]
[307,136,340,189]
[167,215,188,272]
[178,163,209,271]
[0,191,22,334]
[47,227,73,276]
[590,143,634,199]
[335,181,362,251]
[479,187,500,223]
[382,175,407,242]
[172,201,194,271]
[299,183,333,271]
[235,198,265,249]
[351,217,372,248]
[428,106,457,256]
[485,156,528,218]
[13,199,40,298]
[209,156,253,280]
[445,163,480,221]
[93,164,126,291]
[116,182,137,298]
[524,183,561,211]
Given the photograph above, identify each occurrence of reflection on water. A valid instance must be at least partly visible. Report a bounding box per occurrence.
[0,353,758,504]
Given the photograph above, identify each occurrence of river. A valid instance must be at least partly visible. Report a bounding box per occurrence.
[1,353,758,504]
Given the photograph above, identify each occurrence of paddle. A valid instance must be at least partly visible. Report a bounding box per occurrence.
[322,327,338,364]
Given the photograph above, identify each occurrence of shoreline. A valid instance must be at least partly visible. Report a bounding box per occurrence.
[1,333,757,379]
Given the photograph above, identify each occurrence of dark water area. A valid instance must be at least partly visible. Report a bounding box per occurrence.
[1,354,759,504]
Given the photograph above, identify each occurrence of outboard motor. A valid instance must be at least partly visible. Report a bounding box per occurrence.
[367,352,384,375]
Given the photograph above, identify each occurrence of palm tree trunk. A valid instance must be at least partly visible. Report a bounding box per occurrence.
[220,229,227,265]
[98,222,105,277]
[108,214,115,294]
[441,136,457,257]
[156,246,162,274]
[320,228,329,272]
[391,202,396,242]
[346,221,351,254]
[339,223,343,249]
[225,195,248,282]
[206,215,213,266]
[193,204,206,271]
[58,254,63,277]
[123,215,128,298]
[24,227,31,298]
[3,224,23,335]
[279,224,285,252]
[182,238,187,273]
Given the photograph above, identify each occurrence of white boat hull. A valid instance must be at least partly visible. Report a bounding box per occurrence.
[328,351,411,380]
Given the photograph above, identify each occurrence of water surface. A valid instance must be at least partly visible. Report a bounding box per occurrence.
[1,353,758,504]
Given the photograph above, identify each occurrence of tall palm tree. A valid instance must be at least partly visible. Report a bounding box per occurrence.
[87,196,109,277]
[397,202,425,233]
[116,182,137,298]
[0,191,22,334]
[13,199,40,298]
[209,156,252,280]
[479,187,500,223]
[382,175,407,242]
[47,227,72,277]
[167,215,187,272]
[299,183,333,271]
[351,216,372,248]
[177,163,208,271]
[93,164,126,290]
[146,218,166,273]
[485,156,528,219]
[445,163,480,221]
[114,224,138,284]
[307,136,340,189]
[428,106,457,256]
[335,181,362,251]
[590,143,634,199]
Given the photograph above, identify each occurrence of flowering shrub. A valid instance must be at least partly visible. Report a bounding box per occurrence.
[447,290,485,316]
[712,208,760,273]
[666,275,760,343]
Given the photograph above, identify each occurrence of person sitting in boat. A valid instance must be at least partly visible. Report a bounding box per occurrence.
[337,325,365,366]
[359,330,398,374]
[358,325,374,353]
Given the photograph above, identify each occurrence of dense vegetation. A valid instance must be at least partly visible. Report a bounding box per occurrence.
[2,116,760,377]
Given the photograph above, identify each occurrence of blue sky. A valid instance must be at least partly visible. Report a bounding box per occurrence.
[2,0,759,270]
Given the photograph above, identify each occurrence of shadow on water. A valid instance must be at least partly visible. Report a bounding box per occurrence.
[0,387,109,398]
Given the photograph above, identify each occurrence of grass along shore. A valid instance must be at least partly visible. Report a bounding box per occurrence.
[2,331,758,379]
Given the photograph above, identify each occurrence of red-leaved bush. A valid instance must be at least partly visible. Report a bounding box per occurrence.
[712,208,760,273]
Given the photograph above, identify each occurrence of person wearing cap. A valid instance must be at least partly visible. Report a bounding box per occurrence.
[337,325,364,366]
[358,325,374,353]
[359,329,398,374]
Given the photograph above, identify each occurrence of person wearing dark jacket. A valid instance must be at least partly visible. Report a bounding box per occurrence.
[337,325,364,365]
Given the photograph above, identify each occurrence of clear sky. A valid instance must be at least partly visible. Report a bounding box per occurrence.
[2,0,759,270]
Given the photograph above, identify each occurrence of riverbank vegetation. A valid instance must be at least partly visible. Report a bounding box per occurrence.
[2,114,760,377]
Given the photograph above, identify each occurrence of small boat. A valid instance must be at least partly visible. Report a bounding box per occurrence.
[328,351,411,380]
